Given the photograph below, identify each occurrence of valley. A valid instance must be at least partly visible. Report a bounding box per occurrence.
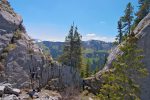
[0,0,150,100]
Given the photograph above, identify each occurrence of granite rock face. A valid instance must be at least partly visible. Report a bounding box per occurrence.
[100,13,150,100]
[84,13,150,99]
[0,1,81,90]
[135,13,150,100]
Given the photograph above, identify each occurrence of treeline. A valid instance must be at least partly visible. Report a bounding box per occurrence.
[98,0,149,99]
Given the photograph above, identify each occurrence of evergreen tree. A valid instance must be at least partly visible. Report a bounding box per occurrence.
[98,34,148,100]
[134,0,150,27]
[59,25,74,66]
[73,26,82,70]
[85,59,90,77]
[122,2,134,35]
[59,24,82,70]
[116,18,123,44]
[94,66,99,74]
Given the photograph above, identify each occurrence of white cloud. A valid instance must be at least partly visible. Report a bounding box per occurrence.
[86,33,96,37]
[83,33,115,42]
[26,24,114,42]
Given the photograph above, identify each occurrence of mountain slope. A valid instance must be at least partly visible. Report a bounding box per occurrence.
[40,40,113,71]
[102,13,150,100]
[85,13,150,100]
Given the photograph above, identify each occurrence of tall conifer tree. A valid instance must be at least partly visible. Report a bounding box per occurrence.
[59,24,82,71]
[122,2,134,35]
[116,18,123,44]
[134,0,150,27]
[98,34,148,99]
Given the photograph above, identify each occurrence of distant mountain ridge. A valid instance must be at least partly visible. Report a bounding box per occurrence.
[38,40,113,71]
[41,40,113,59]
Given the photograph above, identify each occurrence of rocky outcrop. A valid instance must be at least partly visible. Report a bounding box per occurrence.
[95,13,150,100]
[103,13,150,71]
[0,1,22,53]
[0,1,81,90]
[84,13,150,99]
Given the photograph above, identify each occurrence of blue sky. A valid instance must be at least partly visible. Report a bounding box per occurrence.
[8,0,138,42]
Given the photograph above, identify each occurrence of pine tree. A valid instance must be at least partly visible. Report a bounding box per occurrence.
[98,34,148,100]
[116,18,123,44]
[85,59,90,77]
[73,26,82,70]
[59,25,74,66]
[94,66,99,74]
[122,2,134,35]
[59,24,82,70]
[134,0,150,27]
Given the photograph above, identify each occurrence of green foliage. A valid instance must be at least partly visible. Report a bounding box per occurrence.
[59,24,83,70]
[0,53,8,60]
[98,35,148,100]
[85,59,91,77]
[3,44,16,53]
[115,2,134,44]
[13,30,22,40]
[93,66,99,74]
[122,2,134,35]
[80,68,85,78]
[37,42,50,56]
[115,18,123,44]
[0,44,16,63]
[134,0,150,27]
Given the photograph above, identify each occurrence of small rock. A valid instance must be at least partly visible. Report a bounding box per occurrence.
[4,85,20,96]
[0,86,5,97]
[3,94,19,100]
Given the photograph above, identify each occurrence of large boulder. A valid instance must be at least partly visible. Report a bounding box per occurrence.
[0,83,21,97]
[4,86,20,96]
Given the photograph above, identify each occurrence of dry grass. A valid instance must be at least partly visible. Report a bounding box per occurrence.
[60,87,81,100]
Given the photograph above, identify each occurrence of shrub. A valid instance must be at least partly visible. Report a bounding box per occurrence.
[28,49,34,54]
[0,53,8,60]
[13,30,22,40]
[3,44,16,53]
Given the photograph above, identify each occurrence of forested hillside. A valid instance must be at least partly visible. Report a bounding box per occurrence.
[38,40,112,73]
[0,0,149,100]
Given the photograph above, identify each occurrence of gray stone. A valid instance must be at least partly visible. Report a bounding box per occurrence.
[100,13,150,100]
[0,2,82,91]
[0,86,5,97]
[4,86,20,96]
[3,94,19,100]
[0,9,22,32]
